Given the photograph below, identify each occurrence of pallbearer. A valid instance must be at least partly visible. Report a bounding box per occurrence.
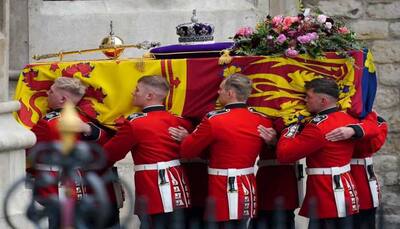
[103,75,192,229]
[169,73,275,229]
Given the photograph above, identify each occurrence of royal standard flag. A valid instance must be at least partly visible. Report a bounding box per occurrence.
[14,49,377,129]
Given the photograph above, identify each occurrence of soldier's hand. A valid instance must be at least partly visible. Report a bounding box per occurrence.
[257,125,277,145]
[80,122,92,135]
[168,126,189,142]
[325,127,355,141]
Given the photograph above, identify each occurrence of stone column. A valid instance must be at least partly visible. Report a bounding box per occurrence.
[0,0,36,227]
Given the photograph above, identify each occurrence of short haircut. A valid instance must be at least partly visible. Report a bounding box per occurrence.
[304,77,339,99]
[53,77,86,98]
[138,75,170,97]
[223,73,253,101]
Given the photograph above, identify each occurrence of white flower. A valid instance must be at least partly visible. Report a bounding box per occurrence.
[317,14,327,23]
[325,22,332,29]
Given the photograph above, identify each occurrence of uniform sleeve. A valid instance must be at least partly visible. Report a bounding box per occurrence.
[103,121,137,165]
[80,122,112,145]
[181,117,213,159]
[369,118,388,152]
[276,124,325,163]
[348,112,380,139]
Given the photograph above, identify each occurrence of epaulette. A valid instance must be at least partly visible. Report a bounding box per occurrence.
[248,107,267,117]
[377,116,386,125]
[44,111,61,121]
[310,114,328,125]
[127,112,147,121]
[206,109,229,119]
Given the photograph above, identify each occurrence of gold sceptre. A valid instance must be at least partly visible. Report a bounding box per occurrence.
[32,21,160,61]
[58,102,82,155]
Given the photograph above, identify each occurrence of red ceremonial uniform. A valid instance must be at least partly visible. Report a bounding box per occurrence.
[103,105,192,215]
[26,109,111,200]
[276,107,368,219]
[180,103,273,222]
[351,112,388,210]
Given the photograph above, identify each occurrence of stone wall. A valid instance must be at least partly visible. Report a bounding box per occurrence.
[302,0,400,227]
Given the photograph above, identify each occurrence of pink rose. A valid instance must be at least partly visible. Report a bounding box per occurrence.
[236,26,254,37]
[283,17,294,28]
[297,34,312,44]
[272,15,284,26]
[308,32,319,41]
[317,15,327,23]
[338,27,350,34]
[285,48,299,57]
[276,34,287,44]
[290,16,299,23]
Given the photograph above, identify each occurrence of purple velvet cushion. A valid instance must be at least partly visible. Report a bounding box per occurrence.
[150,42,234,59]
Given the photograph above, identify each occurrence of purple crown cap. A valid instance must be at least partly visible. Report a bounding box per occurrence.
[176,9,215,43]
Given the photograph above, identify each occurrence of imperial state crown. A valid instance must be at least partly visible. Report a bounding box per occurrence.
[176,9,215,43]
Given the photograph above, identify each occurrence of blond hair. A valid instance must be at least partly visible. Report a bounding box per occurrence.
[53,77,86,103]
[138,75,170,99]
[223,73,252,101]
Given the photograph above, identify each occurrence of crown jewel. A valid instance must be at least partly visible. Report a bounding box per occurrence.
[176,9,215,43]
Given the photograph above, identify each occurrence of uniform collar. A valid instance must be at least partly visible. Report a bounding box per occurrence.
[142,105,165,113]
[224,102,247,109]
[317,107,339,115]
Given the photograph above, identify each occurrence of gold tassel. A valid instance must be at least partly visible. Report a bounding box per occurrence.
[218,49,233,65]
[142,51,155,59]
[135,52,155,72]
[135,59,145,72]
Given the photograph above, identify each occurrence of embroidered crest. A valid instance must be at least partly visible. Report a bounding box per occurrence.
[310,114,328,125]
[127,112,146,121]
[284,124,301,138]
[206,109,229,119]
[44,111,61,121]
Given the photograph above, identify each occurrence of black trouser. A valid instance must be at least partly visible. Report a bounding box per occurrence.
[308,215,353,229]
[104,203,121,228]
[249,209,295,229]
[185,207,206,229]
[353,208,376,229]
[215,219,248,229]
[139,209,186,229]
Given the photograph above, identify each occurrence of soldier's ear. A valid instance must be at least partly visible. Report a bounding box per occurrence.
[146,92,153,100]
[321,96,329,106]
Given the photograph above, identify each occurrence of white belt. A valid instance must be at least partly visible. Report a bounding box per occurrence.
[180,158,208,164]
[35,164,60,172]
[351,157,380,208]
[208,167,254,176]
[306,164,351,175]
[207,166,254,220]
[350,157,373,166]
[307,164,351,218]
[134,159,180,172]
[257,159,294,167]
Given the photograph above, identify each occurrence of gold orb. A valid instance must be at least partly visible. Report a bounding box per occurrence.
[99,35,125,59]
[100,21,125,59]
